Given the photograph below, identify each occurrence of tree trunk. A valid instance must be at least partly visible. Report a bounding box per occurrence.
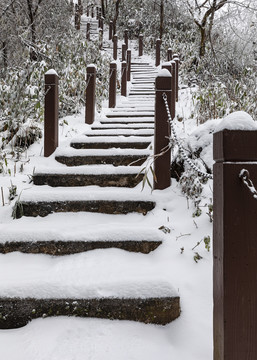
[113,0,121,35]
[200,27,206,57]
[101,0,105,18]
[160,0,164,39]
[2,41,7,70]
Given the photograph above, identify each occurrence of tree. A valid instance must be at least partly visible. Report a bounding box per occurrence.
[186,0,228,57]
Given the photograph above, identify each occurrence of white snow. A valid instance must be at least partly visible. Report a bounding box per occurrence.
[214,111,257,132]
[157,68,171,77]
[45,69,58,76]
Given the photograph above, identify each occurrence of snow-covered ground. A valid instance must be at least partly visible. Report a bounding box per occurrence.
[0,23,215,360]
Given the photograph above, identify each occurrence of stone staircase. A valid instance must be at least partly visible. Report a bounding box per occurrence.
[0,48,180,328]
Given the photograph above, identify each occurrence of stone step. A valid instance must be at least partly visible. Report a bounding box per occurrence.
[0,220,163,255]
[13,187,155,218]
[55,147,150,166]
[106,113,154,118]
[70,137,151,149]
[33,167,144,187]
[0,250,180,328]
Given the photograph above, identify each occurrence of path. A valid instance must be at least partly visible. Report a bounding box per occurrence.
[0,19,180,330]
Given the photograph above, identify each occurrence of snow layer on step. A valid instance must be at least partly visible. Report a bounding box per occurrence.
[55,147,152,157]
[19,185,155,202]
[0,251,177,299]
[71,136,152,143]
[34,165,143,176]
[0,215,164,242]
[106,112,154,116]
[100,117,154,123]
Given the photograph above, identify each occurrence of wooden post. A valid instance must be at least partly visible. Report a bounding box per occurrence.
[170,60,176,120]
[121,61,127,97]
[155,39,161,67]
[124,29,129,49]
[167,48,172,61]
[99,29,103,49]
[91,7,94,18]
[154,69,172,190]
[113,34,118,60]
[139,35,143,56]
[122,44,127,61]
[109,21,113,40]
[86,23,91,41]
[44,70,59,157]
[86,6,89,17]
[213,128,257,360]
[161,62,173,117]
[126,49,131,82]
[75,4,80,30]
[109,61,117,108]
[85,65,96,124]
[173,57,179,102]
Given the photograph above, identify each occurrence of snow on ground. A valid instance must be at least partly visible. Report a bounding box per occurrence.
[0,33,214,360]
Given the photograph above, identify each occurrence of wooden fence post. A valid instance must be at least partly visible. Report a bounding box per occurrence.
[161,62,174,117]
[170,60,176,119]
[86,23,91,41]
[109,21,113,40]
[75,4,80,30]
[91,7,94,18]
[139,35,143,56]
[121,61,127,97]
[44,70,59,157]
[173,56,179,102]
[154,69,172,190]
[85,64,96,124]
[124,29,129,50]
[113,34,118,60]
[109,61,117,108]
[122,44,127,61]
[167,48,172,61]
[126,49,131,82]
[155,39,161,67]
[86,6,89,17]
[213,127,257,360]
[99,29,103,49]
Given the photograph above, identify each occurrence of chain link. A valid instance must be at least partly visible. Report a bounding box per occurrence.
[162,92,213,180]
[239,169,257,200]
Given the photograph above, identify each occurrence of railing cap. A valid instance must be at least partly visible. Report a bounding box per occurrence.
[45,69,58,76]
[157,68,171,78]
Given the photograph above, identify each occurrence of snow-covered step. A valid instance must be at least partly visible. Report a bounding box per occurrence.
[106,112,154,118]
[33,164,144,188]
[55,147,151,166]
[13,186,155,218]
[0,218,163,255]
[101,117,154,124]
[0,251,180,328]
[70,136,151,149]
[91,125,154,130]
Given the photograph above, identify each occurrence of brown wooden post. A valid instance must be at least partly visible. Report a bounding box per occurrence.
[75,4,80,30]
[91,7,94,18]
[113,34,118,60]
[99,29,103,49]
[161,62,173,116]
[213,128,257,360]
[139,35,143,56]
[44,70,59,157]
[85,65,96,124]
[170,60,176,120]
[124,29,129,50]
[167,48,172,61]
[121,61,127,97]
[86,6,89,17]
[109,21,113,40]
[154,69,172,190]
[122,44,127,61]
[173,57,179,102]
[109,61,117,108]
[155,39,161,67]
[86,23,91,41]
[126,49,131,82]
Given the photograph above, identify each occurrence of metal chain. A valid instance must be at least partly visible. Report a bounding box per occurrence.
[162,92,213,180]
[239,169,257,200]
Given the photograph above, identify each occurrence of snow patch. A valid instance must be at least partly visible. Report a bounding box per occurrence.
[215,111,257,132]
